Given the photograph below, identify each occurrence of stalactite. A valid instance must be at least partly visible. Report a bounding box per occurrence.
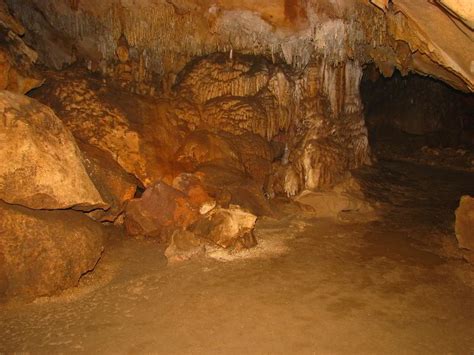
[6,0,385,84]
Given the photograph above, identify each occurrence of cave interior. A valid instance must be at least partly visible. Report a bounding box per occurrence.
[0,0,473,353]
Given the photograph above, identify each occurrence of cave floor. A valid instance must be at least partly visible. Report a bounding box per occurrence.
[1,160,474,354]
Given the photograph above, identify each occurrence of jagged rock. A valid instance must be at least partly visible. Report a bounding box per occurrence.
[124,182,198,238]
[164,229,205,263]
[0,0,42,94]
[0,201,105,301]
[31,71,186,186]
[383,0,474,92]
[175,55,293,140]
[0,91,107,211]
[192,205,257,249]
[79,142,138,223]
[455,195,474,251]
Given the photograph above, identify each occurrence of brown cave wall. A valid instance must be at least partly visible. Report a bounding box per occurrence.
[30,52,371,198]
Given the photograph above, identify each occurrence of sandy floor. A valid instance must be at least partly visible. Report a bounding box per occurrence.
[1,160,473,354]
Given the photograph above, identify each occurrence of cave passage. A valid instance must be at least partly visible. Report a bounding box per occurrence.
[361,66,474,170]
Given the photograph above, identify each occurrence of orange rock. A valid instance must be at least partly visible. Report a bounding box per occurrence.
[172,173,215,210]
[125,182,198,238]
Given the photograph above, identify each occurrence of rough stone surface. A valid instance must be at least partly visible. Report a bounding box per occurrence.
[196,163,274,217]
[0,201,105,301]
[0,0,42,94]
[192,205,257,249]
[80,142,138,223]
[31,53,372,199]
[171,173,215,212]
[7,0,473,92]
[176,130,244,172]
[31,71,186,186]
[383,0,474,92]
[0,90,107,211]
[455,195,474,250]
[125,182,198,238]
[175,55,371,195]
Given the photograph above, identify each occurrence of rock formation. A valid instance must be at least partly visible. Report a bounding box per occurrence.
[0,201,105,301]
[0,0,42,94]
[0,0,472,299]
[0,90,107,211]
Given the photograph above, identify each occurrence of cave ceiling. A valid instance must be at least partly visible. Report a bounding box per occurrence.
[3,0,473,92]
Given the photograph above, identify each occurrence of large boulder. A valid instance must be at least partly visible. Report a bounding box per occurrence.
[455,195,474,251]
[0,201,105,301]
[0,91,107,211]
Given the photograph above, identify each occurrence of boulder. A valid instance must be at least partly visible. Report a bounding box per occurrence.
[455,195,474,250]
[192,205,258,249]
[125,182,198,238]
[0,91,107,211]
[0,201,105,301]
[80,142,138,222]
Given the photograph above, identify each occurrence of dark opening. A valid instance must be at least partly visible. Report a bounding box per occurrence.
[360,65,474,169]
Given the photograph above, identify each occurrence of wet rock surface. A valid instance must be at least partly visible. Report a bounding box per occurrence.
[0,201,105,302]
